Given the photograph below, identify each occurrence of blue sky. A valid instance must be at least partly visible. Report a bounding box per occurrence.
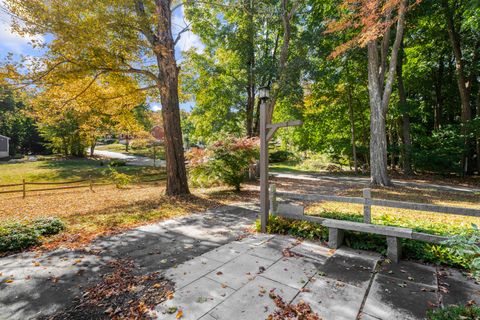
[0,1,203,111]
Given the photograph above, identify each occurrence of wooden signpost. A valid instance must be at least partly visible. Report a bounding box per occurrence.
[258,87,302,233]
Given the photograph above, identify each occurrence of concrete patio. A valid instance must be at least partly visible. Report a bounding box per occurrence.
[155,234,480,320]
[1,204,479,319]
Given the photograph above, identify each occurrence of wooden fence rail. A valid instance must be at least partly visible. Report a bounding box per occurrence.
[269,184,479,262]
[273,189,480,219]
[0,176,95,198]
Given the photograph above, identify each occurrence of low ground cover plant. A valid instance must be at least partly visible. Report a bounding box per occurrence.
[427,304,480,320]
[258,213,470,269]
[0,218,65,252]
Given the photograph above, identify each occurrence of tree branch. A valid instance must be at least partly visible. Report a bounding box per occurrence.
[174,24,191,45]
[381,0,407,113]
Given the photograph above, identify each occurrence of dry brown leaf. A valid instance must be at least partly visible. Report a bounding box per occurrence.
[176,310,183,319]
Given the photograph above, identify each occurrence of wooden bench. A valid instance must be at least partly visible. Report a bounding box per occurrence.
[274,210,448,263]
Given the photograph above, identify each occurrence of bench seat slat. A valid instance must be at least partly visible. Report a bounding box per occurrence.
[322,219,413,239]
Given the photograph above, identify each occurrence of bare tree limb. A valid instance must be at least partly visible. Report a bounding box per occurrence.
[381,0,407,113]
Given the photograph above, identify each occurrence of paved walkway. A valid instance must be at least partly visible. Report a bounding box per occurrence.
[271,172,480,194]
[155,235,480,320]
[0,204,257,319]
[2,204,479,319]
[93,149,165,167]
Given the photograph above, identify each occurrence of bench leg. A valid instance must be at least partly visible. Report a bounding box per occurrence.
[328,228,344,249]
[387,236,402,263]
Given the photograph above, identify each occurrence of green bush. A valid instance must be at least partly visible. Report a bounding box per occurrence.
[412,125,464,175]
[33,218,66,236]
[269,150,293,163]
[107,167,132,188]
[0,218,66,253]
[109,159,127,167]
[188,162,221,188]
[188,137,258,191]
[0,223,40,252]
[427,305,480,320]
[442,224,480,278]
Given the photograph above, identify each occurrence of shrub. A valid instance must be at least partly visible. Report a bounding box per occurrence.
[442,224,480,279]
[0,223,40,252]
[0,218,66,253]
[298,154,331,171]
[269,150,293,163]
[130,139,150,150]
[188,137,259,191]
[412,125,464,175]
[109,159,127,167]
[108,167,132,188]
[427,305,480,320]
[33,218,66,236]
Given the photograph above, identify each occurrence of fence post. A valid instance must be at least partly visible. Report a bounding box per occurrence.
[89,175,93,192]
[22,179,26,198]
[363,188,371,223]
[269,184,277,216]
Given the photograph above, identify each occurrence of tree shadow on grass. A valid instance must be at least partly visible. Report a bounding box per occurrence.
[35,158,165,182]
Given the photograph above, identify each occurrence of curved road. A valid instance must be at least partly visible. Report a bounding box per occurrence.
[271,171,480,194]
[93,149,166,167]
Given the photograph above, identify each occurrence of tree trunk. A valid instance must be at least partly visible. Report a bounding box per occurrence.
[397,42,413,174]
[388,124,396,170]
[90,140,96,157]
[245,0,255,137]
[477,85,480,173]
[366,0,407,186]
[156,0,190,196]
[367,40,390,185]
[125,135,130,152]
[442,0,472,175]
[434,57,444,130]
[346,65,358,174]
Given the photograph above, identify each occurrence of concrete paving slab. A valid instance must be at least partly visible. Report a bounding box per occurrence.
[316,251,378,289]
[200,241,251,263]
[260,256,318,289]
[289,240,333,263]
[378,261,437,288]
[236,233,275,246]
[247,243,287,262]
[363,274,438,320]
[293,277,366,320]
[155,277,235,320]
[334,247,382,262]
[209,275,298,320]
[205,253,276,290]
[165,257,224,290]
[199,314,217,320]
[438,267,480,306]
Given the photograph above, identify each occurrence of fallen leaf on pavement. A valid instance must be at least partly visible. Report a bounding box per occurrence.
[176,310,183,319]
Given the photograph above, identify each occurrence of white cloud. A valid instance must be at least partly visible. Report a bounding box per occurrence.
[172,5,204,56]
[0,4,44,55]
[150,103,162,112]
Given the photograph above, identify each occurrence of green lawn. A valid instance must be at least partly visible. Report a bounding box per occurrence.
[0,158,165,184]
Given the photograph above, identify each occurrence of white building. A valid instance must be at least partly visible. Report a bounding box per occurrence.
[0,135,10,158]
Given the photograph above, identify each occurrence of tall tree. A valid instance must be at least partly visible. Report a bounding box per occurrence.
[441,0,480,174]
[4,0,189,195]
[328,0,409,185]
